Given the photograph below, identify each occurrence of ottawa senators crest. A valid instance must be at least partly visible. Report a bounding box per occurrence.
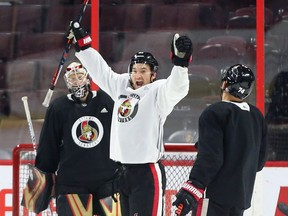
[118,99,132,117]
[71,116,104,148]
[118,94,139,123]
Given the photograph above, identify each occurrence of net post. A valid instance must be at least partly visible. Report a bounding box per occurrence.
[12,144,34,216]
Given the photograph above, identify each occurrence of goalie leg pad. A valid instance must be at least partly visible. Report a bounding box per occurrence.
[97,193,121,216]
[56,193,93,216]
[21,164,53,214]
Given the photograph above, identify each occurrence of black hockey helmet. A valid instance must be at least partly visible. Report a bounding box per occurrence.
[128,52,159,74]
[221,64,255,99]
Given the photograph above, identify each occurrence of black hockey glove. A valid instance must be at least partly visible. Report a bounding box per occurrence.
[172,180,204,215]
[67,21,92,52]
[171,33,193,67]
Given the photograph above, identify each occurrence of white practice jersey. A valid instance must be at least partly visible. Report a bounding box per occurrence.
[76,48,189,163]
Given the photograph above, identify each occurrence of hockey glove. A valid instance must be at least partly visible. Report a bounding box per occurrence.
[67,21,92,52]
[173,180,204,215]
[171,33,193,67]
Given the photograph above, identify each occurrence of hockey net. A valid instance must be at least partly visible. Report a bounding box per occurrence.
[13,143,197,216]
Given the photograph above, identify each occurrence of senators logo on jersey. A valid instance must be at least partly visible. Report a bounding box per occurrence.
[79,121,98,142]
[71,116,104,148]
[118,94,139,123]
[118,99,132,117]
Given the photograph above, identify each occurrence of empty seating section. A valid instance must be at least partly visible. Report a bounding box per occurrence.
[227,15,256,29]
[99,0,125,4]
[149,4,178,31]
[14,5,45,33]
[188,64,218,84]
[99,3,227,32]
[100,4,149,32]
[235,6,274,26]
[206,35,247,56]
[119,32,172,62]
[20,0,45,4]
[227,6,274,30]
[149,3,226,30]
[0,6,13,32]
[0,2,262,63]
[21,0,85,5]
[0,33,14,61]
[99,5,126,32]
[123,4,149,32]
[176,4,201,29]
[6,59,67,118]
[192,43,245,78]
[204,34,256,68]
[0,63,7,88]
[99,32,124,63]
[6,60,38,91]
[14,32,66,58]
[188,74,213,99]
[45,4,91,32]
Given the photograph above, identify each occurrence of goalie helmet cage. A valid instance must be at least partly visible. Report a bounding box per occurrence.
[13,143,197,216]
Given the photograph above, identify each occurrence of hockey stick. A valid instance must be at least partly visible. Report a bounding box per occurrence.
[22,96,37,155]
[22,96,55,215]
[42,0,90,107]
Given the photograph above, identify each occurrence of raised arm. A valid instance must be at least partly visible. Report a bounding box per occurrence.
[157,33,192,117]
[67,21,122,98]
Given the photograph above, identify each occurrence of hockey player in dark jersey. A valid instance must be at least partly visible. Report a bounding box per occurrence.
[66,21,192,215]
[173,64,268,216]
[34,62,121,215]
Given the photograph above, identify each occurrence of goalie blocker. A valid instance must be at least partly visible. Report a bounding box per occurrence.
[21,164,54,214]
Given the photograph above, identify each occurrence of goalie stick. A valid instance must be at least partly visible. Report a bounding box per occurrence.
[21,96,37,155]
[42,0,90,107]
[21,97,54,215]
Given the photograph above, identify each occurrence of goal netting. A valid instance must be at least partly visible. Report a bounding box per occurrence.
[13,143,197,216]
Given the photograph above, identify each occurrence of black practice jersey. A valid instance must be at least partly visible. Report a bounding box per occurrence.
[189,101,267,209]
[35,89,119,187]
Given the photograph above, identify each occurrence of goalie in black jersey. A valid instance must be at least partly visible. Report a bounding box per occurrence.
[173,64,268,216]
[34,62,121,215]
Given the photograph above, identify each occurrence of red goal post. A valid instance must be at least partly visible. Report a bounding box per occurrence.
[13,143,197,216]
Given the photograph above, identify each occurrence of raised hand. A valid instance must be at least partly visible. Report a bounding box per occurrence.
[170,33,193,67]
[67,21,92,51]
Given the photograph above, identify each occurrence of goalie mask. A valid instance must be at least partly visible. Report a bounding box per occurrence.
[64,62,91,99]
[129,52,159,75]
[221,64,255,100]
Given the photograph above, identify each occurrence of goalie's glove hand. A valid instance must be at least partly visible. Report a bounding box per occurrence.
[172,180,204,215]
[67,21,92,52]
[171,33,193,67]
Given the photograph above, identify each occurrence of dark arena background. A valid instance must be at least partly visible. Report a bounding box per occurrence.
[0,0,288,215]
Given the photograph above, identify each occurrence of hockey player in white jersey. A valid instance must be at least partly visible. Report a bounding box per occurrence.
[67,20,192,216]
